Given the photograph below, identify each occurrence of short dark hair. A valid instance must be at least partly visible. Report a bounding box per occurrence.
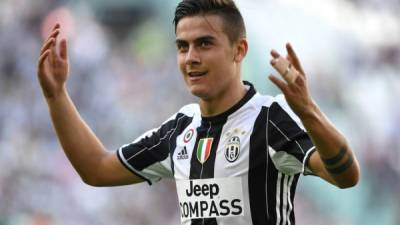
[173,0,246,44]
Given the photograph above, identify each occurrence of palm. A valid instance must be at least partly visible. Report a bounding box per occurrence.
[41,52,68,83]
[37,24,69,98]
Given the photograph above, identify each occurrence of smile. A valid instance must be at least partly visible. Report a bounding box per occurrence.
[188,71,208,77]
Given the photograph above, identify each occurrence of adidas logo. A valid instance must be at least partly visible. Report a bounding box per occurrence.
[177,147,189,160]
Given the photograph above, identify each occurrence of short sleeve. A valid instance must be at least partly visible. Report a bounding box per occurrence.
[267,95,316,175]
[117,114,180,185]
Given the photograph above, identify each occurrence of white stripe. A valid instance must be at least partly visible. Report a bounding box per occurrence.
[287,176,295,225]
[269,120,290,141]
[275,172,282,225]
[302,146,316,174]
[294,140,305,154]
[265,107,270,218]
[282,175,289,225]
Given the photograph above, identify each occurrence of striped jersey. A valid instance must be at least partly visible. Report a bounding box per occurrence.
[117,81,316,225]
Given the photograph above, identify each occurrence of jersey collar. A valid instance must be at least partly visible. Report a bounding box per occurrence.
[201,81,256,125]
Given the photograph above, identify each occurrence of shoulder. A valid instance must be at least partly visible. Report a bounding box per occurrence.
[250,92,286,109]
[253,93,285,107]
[154,104,199,131]
[252,93,300,123]
[161,103,199,123]
[177,103,200,117]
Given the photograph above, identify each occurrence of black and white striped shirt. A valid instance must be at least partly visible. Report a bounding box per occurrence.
[117,81,315,225]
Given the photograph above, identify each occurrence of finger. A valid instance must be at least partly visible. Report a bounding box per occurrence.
[270,56,299,84]
[270,49,280,59]
[46,24,60,40]
[38,50,50,73]
[40,38,55,55]
[286,43,305,75]
[49,41,58,65]
[52,23,60,31]
[44,29,60,42]
[59,39,68,60]
[268,75,289,93]
[285,54,294,65]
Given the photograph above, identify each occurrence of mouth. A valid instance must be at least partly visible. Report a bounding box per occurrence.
[188,71,208,77]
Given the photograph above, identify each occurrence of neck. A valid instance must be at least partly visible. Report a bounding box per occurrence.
[199,80,247,117]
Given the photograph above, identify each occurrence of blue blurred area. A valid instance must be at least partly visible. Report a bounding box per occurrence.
[0,0,399,225]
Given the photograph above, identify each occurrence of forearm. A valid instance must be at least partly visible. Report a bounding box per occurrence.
[46,87,108,183]
[301,102,360,188]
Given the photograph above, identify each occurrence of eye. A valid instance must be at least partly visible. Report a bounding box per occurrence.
[176,42,188,52]
[200,40,211,48]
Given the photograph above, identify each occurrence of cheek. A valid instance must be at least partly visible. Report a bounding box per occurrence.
[208,52,232,73]
[177,55,185,72]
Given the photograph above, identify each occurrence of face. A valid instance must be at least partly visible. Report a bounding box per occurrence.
[175,15,244,101]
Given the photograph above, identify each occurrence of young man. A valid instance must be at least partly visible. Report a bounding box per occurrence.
[37,0,360,224]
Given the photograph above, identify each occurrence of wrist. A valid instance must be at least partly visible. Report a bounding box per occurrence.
[45,85,68,103]
[298,100,320,123]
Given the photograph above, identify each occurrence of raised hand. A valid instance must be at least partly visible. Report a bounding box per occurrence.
[37,24,69,99]
[268,43,316,119]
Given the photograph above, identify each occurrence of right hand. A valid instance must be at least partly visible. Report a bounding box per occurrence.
[37,24,69,99]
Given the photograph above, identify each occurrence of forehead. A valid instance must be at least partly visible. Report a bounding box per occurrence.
[175,14,227,41]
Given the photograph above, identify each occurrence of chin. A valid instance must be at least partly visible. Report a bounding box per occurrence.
[188,85,211,99]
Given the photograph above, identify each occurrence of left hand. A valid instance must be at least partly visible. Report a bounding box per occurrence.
[269,43,315,119]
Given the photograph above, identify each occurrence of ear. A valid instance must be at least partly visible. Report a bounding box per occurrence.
[233,38,248,63]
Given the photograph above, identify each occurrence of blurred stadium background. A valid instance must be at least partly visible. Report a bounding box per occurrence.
[0,0,399,224]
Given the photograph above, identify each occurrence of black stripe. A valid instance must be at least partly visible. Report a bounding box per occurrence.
[248,106,269,225]
[170,116,194,175]
[189,120,225,225]
[119,113,189,183]
[116,151,152,185]
[121,115,180,171]
[268,102,314,162]
[267,154,279,224]
[288,175,299,225]
[279,174,285,225]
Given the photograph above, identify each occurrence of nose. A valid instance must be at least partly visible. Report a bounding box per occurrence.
[185,46,201,65]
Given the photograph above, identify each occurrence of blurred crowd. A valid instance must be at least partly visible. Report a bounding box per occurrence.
[0,0,399,225]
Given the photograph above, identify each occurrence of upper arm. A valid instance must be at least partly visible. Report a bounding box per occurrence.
[86,152,145,187]
[307,147,360,188]
[307,150,337,186]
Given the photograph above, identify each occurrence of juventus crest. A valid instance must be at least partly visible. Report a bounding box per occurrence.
[225,136,241,162]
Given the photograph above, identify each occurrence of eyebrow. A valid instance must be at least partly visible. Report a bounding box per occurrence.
[175,35,216,45]
[195,36,216,44]
[175,39,187,46]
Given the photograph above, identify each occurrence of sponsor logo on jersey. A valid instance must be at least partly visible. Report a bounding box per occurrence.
[177,147,189,160]
[183,128,194,143]
[196,138,213,164]
[176,178,244,220]
[225,136,240,163]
